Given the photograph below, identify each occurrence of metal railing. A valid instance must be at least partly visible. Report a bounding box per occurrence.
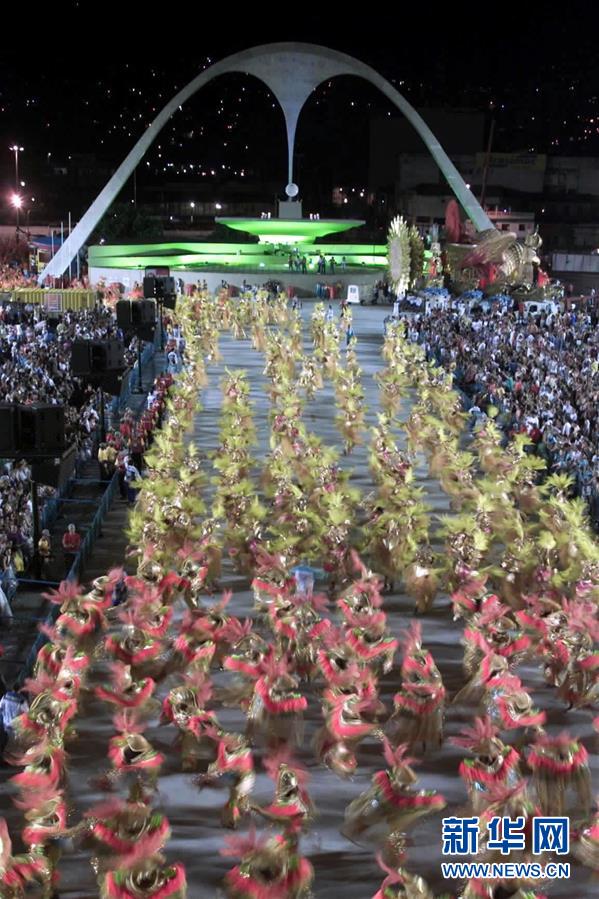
[67,471,119,582]
[19,470,119,681]
[9,288,97,310]
[3,336,164,682]
[111,332,160,414]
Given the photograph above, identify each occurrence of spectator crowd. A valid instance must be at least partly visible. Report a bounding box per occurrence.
[403,305,599,523]
[0,301,156,589]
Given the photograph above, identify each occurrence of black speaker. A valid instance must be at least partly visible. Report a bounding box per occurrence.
[143,276,157,299]
[97,367,129,396]
[116,299,132,329]
[131,299,156,340]
[72,340,125,375]
[31,444,77,488]
[71,341,92,375]
[106,339,125,370]
[144,276,176,306]
[0,405,17,453]
[161,277,176,296]
[90,339,124,372]
[19,405,65,454]
[131,299,156,327]
[116,299,155,339]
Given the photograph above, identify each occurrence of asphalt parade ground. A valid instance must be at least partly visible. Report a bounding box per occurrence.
[1,302,596,897]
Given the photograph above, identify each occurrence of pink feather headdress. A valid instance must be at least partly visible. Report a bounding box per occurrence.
[399,622,423,656]
[527,731,588,773]
[381,738,416,771]
[223,616,254,646]
[263,748,309,791]
[220,825,268,859]
[451,716,499,752]
[42,579,83,606]
[562,598,599,641]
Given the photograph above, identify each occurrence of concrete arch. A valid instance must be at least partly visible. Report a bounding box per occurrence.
[40,43,492,283]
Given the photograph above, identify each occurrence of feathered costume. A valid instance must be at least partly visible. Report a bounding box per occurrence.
[343,740,445,844]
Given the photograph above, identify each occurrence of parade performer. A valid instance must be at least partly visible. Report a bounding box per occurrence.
[574,796,599,872]
[453,652,546,733]
[0,817,48,899]
[162,671,218,771]
[248,655,307,748]
[372,837,436,899]
[392,623,445,751]
[403,547,439,614]
[470,781,543,897]
[526,730,591,817]
[84,788,184,899]
[202,728,255,829]
[451,716,521,813]
[252,749,313,836]
[221,828,313,899]
[342,740,445,844]
[95,662,157,713]
[106,710,164,791]
[315,687,381,778]
[461,597,531,678]
[101,857,187,899]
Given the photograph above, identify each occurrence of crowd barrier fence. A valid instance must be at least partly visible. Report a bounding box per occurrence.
[9,288,97,310]
[20,470,119,681]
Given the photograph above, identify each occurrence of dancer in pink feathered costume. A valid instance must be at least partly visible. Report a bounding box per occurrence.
[451,716,521,814]
[342,740,445,844]
[392,623,445,752]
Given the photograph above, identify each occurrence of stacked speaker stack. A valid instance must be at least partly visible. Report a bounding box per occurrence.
[116,298,157,341]
[143,275,177,310]
[70,338,128,396]
[0,404,65,456]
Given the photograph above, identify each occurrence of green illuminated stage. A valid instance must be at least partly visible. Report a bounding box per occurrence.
[88,215,387,276]
[89,241,386,273]
[215,216,364,244]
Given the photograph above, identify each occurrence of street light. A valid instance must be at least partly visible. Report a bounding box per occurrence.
[10,193,23,241]
[9,146,23,240]
[190,201,195,224]
[9,145,23,190]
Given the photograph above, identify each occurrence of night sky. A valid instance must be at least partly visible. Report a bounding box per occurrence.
[1,5,598,212]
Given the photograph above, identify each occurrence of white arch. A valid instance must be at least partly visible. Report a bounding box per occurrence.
[40,43,492,283]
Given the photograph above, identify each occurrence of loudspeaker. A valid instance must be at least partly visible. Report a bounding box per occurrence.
[97,367,129,396]
[90,339,125,372]
[19,405,65,454]
[0,405,17,453]
[143,276,157,299]
[31,444,77,488]
[131,299,156,327]
[144,276,176,306]
[115,299,155,339]
[160,277,176,296]
[106,339,125,370]
[116,299,132,329]
[131,299,156,340]
[72,340,125,375]
[71,341,92,375]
